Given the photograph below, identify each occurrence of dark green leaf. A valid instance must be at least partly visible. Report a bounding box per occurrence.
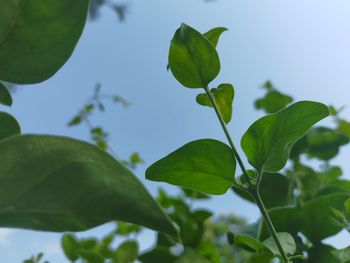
[233,173,290,208]
[307,244,339,263]
[0,112,20,140]
[0,0,89,84]
[196,83,234,123]
[139,247,177,263]
[0,135,177,236]
[0,82,12,106]
[113,240,138,263]
[203,27,227,47]
[262,232,296,256]
[146,139,236,195]
[168,23,220,88]
[241,101,329,173]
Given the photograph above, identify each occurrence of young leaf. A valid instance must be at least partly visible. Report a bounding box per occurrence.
[196,83,234,123]
[241,101,329,173]
[262,232,296,256]
[146,139,236,195]
[0,82,12,106]
[203,27,227,47]
[0,0,89,84]
[0,112,21,140]
[0,135,176,236]
[168,23,220,88]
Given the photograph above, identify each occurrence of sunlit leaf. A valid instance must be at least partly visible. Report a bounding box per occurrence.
[196,83,234,123]
[203,27,227,47]
[241,101,329,173]
[146,139,236,195]
[262,232,296,256]
[168,23,220,88]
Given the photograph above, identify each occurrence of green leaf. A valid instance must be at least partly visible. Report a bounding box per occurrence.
[259,193,349,241]
[255,90,293,114]
[203,27,227,47]
[77,250,104,263]
[146,139,236,195]
[0,0,89,84]
[332,246,350,263]
[61,234,80,261]
[241,101,329,173]
[234,234,269,253]
[0,112,21,140]
[113,240,138,263]
[196,83,234,123]
[233,173,290,208]
[168,23,220,88]
[0,82,12,106]
[0,135,176,236]
[262,232,296,256]
[139,247,177,263]
[308,244,339,263]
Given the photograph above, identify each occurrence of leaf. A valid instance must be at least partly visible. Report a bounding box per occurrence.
[262,232,296,256]
[255,90,293,114]
[168,23,220,88]
[146,139,236,195]
[0,135,176,236]
[241,101,329,173]
[0,0,89,84]
[308,244,339,263]
[203,27,227,47]
[77,250,104,263]
[234,234,269,253]
[196,83,234,123]
[113,240,139,263]
[332,246,350,263]
[259,193,349,242]
[139,247,177,263]
[61,234,80,261]
[0,82,12,106]
[233,173,290,208]
[0,112,21,140]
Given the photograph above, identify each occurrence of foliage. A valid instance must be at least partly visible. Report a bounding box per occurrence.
[0,2,349,262]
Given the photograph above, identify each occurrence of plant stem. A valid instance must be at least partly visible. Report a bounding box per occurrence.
[203,86,290,263]
[203,86,252,188]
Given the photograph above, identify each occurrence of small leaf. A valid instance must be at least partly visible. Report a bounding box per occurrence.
[196,83,234,123]
[68,115,82,126]
[61,234,80,261]
[113,240,138,263]
[234,234,268,253]
[146,139,236,195]
[241,101,329,173]
[0,112,21,140]
[0,135,177,236]
[77,250,104,263]
[168,23,220,88]
[203,27,227,47]
[262,232,296,256]
[0,82,12,106]
[255,90,293,114]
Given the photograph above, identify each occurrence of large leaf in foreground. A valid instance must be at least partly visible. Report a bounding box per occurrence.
[146,139,236,195]
[0,0,89,84]
[0,135,176,236]
[168,23,220,88]
[241,101,329,173]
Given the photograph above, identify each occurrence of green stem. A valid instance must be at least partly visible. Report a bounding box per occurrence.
[203,86,290,263]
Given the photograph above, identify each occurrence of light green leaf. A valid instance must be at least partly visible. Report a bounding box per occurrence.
[0,112,20,140]
[168,23,220,88]
[0,135,176,236]
[241,101,329,173]
[263,232,296,256]
[61,234,80,261]
[146,139,236,195]
[113,240,139,263]
[0,82,12,106]
[196,83,234,123]
[332,246,350,263]
[234,234,269,253]
[0,0,89,84]
[203,27,227,47]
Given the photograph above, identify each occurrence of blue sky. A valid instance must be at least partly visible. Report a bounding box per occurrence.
[2,0,350,261]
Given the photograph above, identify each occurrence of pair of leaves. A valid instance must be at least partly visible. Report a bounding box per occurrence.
[168,24,226,88]
[146,139,236,195]
[0,135,176,236]
[241,101,329,173]
[0,0,89,84]
[233,232,296,258]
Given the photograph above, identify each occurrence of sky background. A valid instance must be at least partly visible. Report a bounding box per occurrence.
[2,0,350,261]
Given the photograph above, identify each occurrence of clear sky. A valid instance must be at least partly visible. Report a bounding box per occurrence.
[2,0,350,261]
